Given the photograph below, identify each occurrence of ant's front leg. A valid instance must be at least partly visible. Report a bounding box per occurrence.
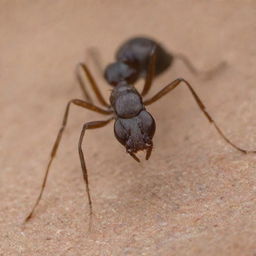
[78,118,114,224]
[25,99,113,222]
[144,78,256,154]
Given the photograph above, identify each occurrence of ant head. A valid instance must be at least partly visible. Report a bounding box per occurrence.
[104,61,139,86]
[114,110,156,159]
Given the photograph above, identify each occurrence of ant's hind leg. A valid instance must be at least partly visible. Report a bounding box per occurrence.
[76,63,109,107]
[78,118,114,221]
[144,78,256,154]
[173,53,227,79]
[25,99,113,222]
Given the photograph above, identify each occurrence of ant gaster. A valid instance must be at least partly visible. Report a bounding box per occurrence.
[25,37,256,222]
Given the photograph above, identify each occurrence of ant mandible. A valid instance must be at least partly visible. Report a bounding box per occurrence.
[25,37,255,222]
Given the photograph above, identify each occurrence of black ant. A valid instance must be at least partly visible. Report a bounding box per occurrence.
[25,37,255,223]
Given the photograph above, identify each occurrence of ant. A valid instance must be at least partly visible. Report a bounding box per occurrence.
[25,37,255,223]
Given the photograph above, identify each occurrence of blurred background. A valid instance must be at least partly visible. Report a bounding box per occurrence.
[1,1,256,255]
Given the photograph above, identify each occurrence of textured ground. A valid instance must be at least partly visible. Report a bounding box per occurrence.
[1,1,256,255]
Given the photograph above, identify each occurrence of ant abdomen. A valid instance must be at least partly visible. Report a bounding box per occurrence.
[116,37,173,77]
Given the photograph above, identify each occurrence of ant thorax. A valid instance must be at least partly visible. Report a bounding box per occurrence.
[110,81,143,118]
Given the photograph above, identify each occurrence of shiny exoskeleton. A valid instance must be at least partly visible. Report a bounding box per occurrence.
[105,37,172,159]
[25,37,256,224]
[111,81,155,160]
[105,37,173,84]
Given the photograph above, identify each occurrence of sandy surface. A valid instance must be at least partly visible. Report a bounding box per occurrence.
[1,1,256,255]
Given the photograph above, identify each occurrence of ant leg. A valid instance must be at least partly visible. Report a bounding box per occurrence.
[144,78,256,154]
[25,100,113,222]
[141,46,157,97]
[173,53,227,79]
[78,118,114,220]
[87,47,105,79]
[76,65,93,103]
[76,63,109,107]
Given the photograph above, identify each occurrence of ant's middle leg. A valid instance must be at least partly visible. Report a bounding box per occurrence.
[144,78,256,154]
[25,99,113,222]
[76,63,109,107]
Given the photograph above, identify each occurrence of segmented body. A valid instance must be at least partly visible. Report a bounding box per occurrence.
[104,37,172,155]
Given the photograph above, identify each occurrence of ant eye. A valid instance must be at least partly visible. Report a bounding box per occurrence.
[104,62,139,86]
